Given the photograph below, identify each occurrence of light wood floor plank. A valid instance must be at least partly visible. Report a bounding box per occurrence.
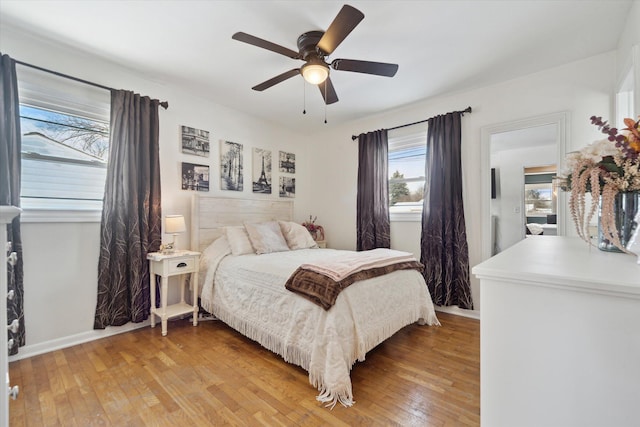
[9,312,479,426]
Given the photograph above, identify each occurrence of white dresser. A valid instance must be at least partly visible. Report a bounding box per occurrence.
[1,206,20,427]
[473,236,640,427]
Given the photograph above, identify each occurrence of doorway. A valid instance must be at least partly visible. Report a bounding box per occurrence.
[480,112,568,260]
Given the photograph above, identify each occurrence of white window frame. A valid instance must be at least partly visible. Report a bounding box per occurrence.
[16,65,110,223]
[616,66,634,128]
[388,124,428,222]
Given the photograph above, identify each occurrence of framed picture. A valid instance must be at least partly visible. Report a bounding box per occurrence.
[279,151,295,174]
[181,126,210,157]
[220,140,243,191]
[279,176,295,198]
[181,162,209,191]
[252,148,272,194]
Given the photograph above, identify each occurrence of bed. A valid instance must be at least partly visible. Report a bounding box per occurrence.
[191,195,440,407]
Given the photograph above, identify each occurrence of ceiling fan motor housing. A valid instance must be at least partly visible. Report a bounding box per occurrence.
[297,31,326,60]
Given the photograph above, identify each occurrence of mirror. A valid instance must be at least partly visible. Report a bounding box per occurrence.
[481,112,568,260]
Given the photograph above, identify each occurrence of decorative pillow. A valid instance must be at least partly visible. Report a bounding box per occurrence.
[224,226,254,256]
[279,220,318,250]
[244,221,290,254]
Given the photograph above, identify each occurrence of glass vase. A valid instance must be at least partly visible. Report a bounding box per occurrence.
[598,192,640,252]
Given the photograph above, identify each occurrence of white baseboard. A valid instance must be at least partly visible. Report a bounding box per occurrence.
[435,305,480,320]
[8,320,150,362]
[8,308,477,363]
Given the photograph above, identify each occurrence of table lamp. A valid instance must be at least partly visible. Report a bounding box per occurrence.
[163,214,186,253]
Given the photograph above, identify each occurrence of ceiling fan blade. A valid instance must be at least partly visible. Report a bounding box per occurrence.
[317,5,364,55]
[232,32,300,59]
[252,69,301,91]
[318,77,338,105]
[331,59,398,77]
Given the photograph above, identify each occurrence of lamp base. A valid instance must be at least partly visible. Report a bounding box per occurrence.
[161,234,179,254]
[160,242,175,254]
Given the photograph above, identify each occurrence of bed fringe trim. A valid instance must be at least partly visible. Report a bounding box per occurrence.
[353,310,441,362]
[202,300,311,371]
[312,378,354,409]
[201,298,439,409]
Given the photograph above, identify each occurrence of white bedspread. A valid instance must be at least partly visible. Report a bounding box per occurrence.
[200,247,440,407]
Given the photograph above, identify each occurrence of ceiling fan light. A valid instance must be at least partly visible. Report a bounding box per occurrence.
[301,63,329,85]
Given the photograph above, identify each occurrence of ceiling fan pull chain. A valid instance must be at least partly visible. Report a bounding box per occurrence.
[324,82,328,124]
[303,79,306,115]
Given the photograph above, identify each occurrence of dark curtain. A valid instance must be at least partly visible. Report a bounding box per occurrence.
[0,53,25,355]
[94,90,162,329]
[356,130,390,251]
[420,112,473,309]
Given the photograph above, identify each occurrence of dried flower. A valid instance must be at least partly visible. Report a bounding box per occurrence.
[302,215,324,241]
[591,115,640,160]
[558,115,640,252]
[302,215,318,231]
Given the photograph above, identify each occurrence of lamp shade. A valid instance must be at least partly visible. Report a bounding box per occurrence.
[165,215,186,234]
[301,62,329,85]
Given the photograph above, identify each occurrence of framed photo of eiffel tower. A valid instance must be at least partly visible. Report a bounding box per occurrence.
[252,148,272,194]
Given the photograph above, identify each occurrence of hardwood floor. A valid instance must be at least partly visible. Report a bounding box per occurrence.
[8,312,479,426]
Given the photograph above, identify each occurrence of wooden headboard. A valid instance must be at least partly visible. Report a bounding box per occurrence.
[191,194,294,252]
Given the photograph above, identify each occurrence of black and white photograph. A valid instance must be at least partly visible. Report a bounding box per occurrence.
[279,151,295,174]
[220,140,243,191]
[181,162,209,191]
[252,148,272,194]
[181,125,210,157]
[279,176,295,198]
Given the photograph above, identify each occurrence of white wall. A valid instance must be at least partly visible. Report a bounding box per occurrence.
[2,26,313,359]
[306,51,616,313]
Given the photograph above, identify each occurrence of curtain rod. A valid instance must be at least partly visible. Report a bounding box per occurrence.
[15,59,169,110]
[350,106,472,140]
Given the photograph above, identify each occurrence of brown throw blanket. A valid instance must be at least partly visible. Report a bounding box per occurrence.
[285,260,423,310]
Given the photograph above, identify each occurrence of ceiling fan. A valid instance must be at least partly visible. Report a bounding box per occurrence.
[232,4,399,105]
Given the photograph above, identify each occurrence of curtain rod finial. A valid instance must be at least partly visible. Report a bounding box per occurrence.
[160,101,169,110]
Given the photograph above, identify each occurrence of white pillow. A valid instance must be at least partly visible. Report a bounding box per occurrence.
[198,235,231,293]
[279,220,318,250]
[224,226,254,255]
[199,235,231,271]
[244,221,290,254]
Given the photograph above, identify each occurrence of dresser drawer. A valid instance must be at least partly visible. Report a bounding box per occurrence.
[167,257,196,274]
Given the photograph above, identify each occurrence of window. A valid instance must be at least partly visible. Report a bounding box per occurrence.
[524,168,557,221]
[388,125,427,221]
[16,65,110,220]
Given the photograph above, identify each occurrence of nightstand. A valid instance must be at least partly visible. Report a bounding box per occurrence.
[316,240,327,248]
[147,250,200,336]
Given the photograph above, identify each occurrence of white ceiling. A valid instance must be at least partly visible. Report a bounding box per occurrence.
[0,0,634,133]
[491,123,558,153]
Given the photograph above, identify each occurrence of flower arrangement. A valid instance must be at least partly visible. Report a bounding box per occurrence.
[302,215,324,241]
[557,115,640,251]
